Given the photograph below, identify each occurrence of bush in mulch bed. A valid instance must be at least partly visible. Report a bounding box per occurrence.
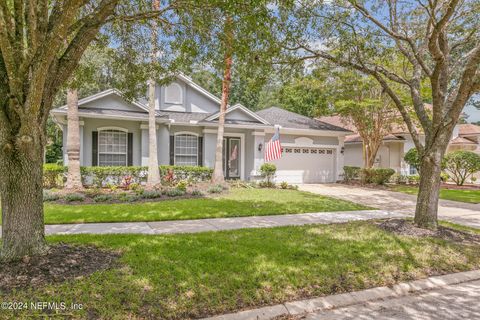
[0,244,121,294]
[376,219,480,245]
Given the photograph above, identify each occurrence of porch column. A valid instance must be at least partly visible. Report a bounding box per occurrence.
[79,121,84,166]
[140,124,149,166]
[336,136,345,181]
[251,131,265,179]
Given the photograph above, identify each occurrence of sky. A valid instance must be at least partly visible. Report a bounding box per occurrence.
[465,105,480,123]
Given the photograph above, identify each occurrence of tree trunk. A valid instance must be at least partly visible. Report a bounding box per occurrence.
[0,136,47,261]
[146,79,161,188]
[414,147,444,229]
[212,16,234,184]
[146,0,161,189]
[65,88,84,190]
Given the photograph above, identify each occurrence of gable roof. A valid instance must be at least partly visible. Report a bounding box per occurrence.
[204,104,270,124]
[450,136,477,145]
[458,124,480,136]
[56,89,149,113]
[177,73,222,104]
[257,107,350,132]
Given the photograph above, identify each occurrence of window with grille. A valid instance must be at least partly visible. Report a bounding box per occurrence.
[175,134,198,166]
[98,129,128,166]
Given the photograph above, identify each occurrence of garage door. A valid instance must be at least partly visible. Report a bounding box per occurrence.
[272,147,336,184]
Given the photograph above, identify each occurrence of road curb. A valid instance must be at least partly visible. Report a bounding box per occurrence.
[202,269,480,320]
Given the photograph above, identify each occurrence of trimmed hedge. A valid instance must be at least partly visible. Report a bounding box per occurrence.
[43,165,213,188]
[343,166,361,182]
[360,168,396,185]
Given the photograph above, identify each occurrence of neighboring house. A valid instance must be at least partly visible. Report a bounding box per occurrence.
[51,74,351,184]
[318,115,480,180]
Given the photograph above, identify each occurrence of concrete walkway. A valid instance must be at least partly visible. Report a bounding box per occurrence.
[0,210,404,236]
[299,184,480,228]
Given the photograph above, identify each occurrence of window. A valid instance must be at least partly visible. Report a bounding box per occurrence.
[98,129,128,166]
[175,134,198,166]
[165,83,183,104]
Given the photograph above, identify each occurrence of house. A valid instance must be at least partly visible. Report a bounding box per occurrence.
[51,74,351,184]
[318,114,480,179]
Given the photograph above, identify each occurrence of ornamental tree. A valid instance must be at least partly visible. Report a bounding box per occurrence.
[443,151,480,186]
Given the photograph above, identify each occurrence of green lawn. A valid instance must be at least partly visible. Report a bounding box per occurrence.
[3,221,480,319]
[40,188,370,224]
[391,185,480,204]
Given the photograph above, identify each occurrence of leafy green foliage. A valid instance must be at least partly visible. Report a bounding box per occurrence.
[64,193,86,203]
[42,165,213,189]
[259,163,277,184]
[404,148,421,173]
[343,166,361,182]
[444,151,480,186]
[360,168,396,185]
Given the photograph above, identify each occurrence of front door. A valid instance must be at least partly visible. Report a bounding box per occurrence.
[223,137,241,179]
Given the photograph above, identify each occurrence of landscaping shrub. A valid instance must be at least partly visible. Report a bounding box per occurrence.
[176,180,188,192]
[280,181,289,189]
[43,190,61,202]
[390,173,408,184]
[118,194,140,202]
[43,165,213,188]
[360,168,395,185]
[165,189,186,197]
[141,190,162,199]
[64,193,85,202]
[343,166,361,182]
[404,148,421,174]
[207,184,224,194]
[407,174,420,185]
[43,164,65,188]
[443,151,480,186]
[93,194,114,203]
[191,189,204,196]
[259,163,276,185]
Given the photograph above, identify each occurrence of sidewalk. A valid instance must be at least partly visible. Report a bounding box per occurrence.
[0,210,405,236]
[203,270,480,320]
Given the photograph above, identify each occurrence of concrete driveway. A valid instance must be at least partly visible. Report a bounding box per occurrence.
[299,184,480,228]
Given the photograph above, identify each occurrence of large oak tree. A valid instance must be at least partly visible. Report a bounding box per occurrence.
[284,0,480,229]
[0,0,184,261]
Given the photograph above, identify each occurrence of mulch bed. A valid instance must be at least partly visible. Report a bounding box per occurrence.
[0,244,121,293]
[376,219,480,245]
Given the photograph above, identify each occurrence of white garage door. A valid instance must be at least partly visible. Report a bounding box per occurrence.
[272,147,336,184]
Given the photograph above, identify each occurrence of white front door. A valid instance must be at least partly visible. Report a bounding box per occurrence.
[272,147,336,183]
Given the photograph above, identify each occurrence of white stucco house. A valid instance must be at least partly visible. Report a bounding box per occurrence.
[318,115,480,178]
[51,74,351,183]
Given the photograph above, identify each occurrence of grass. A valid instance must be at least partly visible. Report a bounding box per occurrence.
[2,221,480,319]
[391,185,480,204]
[40,188,370,224]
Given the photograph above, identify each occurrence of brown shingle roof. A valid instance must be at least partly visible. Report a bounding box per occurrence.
[458,124,480,136]
[450,137,477,145]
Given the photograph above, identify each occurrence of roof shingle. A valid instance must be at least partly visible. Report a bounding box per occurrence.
[256,107,350,132]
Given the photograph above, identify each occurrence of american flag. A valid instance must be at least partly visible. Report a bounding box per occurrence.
[265,126,282,162]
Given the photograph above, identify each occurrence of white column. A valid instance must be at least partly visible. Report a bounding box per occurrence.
[336,136,345,181]
[140,124,149,166]
[251,131,265,179]
[79,122,84,166]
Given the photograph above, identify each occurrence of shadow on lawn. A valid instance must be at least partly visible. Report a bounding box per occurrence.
[4,222,479,319]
